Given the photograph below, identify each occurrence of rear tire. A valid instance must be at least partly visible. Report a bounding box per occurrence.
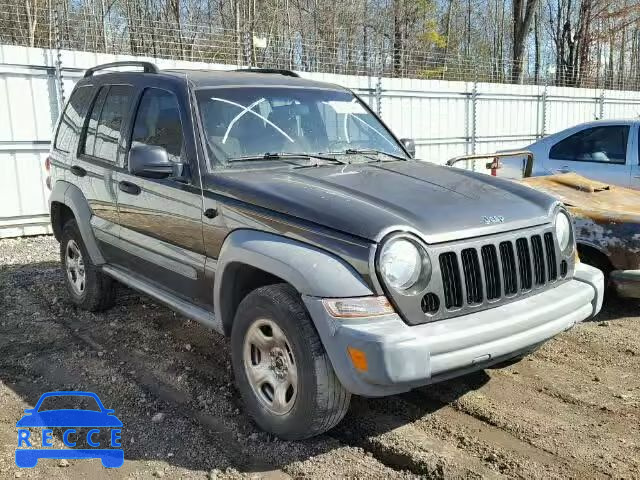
[60,219,115,311]
[231,283,350,440]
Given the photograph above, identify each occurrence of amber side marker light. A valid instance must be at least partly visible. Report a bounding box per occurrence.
[347,347,368,372]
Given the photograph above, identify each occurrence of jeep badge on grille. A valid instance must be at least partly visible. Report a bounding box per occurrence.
[482,216,505,224]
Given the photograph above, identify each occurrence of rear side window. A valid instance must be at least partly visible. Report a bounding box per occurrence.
[83,87,108,157]
[549,126,630,164]
[82,85,134,162]
[54,86,95,153]
[131,88,184,162]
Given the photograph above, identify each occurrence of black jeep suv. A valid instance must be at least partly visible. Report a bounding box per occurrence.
[48,61,603,439]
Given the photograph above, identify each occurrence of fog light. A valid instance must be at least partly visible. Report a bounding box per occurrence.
[347,347,368,372]
[322,296,394,318]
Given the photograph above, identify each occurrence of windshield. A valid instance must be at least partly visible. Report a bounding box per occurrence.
[196,87,407,166]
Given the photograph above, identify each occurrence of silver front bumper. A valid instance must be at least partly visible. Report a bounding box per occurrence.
[304,263,604,397]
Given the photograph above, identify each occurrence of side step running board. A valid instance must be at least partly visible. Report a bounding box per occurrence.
[102,265,221,333]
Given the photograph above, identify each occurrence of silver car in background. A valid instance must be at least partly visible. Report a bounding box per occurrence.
[523,120,640,188]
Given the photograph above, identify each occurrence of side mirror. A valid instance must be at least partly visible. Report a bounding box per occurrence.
[401,138,416,158]
[129,143,176,179]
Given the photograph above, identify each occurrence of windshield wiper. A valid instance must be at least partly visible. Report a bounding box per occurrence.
[342,148,408,162]
[228,152,347,165]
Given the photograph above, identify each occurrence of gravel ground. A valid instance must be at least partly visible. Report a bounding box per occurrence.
[0,235,639,479]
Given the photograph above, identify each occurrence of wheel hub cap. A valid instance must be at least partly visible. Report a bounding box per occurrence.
[270,349,288,379]
[243,319,298,415]
[65,239,86,296]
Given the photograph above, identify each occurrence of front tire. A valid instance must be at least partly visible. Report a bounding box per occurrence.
[231,284,350,440]
[60,219,115,311]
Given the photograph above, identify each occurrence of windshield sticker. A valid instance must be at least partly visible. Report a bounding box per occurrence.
[324,100,367,115]
[223,97,267,143]
[210,97,294,143]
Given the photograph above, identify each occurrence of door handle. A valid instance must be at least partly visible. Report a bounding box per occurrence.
[118,180,141,195]
[555,165,570,173]
[203,208,218,219]
[70,165,87,177]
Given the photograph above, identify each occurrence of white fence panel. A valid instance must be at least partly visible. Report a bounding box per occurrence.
[602,90,640,119]
[545,86,599,134]
[0,147,50,237]
[380,79,471,161]
[3,44,640,237]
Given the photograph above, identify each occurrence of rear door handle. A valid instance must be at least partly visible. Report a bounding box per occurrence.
[118,180,141,195]
[555,165,571,173]
[70,165,87,177]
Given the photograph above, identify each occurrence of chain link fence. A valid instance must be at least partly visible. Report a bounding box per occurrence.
[3,0,640,91]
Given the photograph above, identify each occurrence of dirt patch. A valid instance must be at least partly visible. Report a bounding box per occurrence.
[0,236,638,479]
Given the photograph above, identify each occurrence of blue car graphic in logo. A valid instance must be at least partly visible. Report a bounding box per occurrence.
[15,391,123,468]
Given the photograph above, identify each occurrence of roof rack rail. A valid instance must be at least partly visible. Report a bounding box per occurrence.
[84,61,159,78]
[235,68,300,78]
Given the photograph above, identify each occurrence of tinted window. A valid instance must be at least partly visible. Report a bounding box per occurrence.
[549,126,629,164]
[82,85,134,162]
[54,86,95,152]
[132,88,184,161]
[82,87,108,157]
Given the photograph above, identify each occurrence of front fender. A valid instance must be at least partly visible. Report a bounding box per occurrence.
[214,229,373,331]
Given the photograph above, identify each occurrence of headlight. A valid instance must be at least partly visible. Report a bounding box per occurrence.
[379,238,426,290]
[555,210,572,253]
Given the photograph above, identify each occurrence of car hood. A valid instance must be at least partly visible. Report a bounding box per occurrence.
[205,160,558,244]
[522,173,640,221]
[16,410,123,427]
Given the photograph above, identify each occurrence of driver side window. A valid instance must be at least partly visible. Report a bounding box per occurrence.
[549,126,629,164]
[131,88,184,163]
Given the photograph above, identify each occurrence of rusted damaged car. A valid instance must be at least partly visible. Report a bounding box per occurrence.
[522,173,640,298]
[447,152,640,298]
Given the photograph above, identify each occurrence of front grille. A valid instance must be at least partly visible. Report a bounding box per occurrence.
[461,248,482,304]
[499,241,517,295]
[439,231,559,310]
[481,245,501,300]
[439,252,463,309]
[516,238,532,290]
[531,235,545,285]
[544,232,558,281]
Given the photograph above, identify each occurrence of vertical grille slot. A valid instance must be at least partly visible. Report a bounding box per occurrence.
[499,241,517,295]
[432,231,562,319]
[531,235,546,285]
[516,238,532,290]
[544,232,558,282]
[439,252,463,309]
[461,248,483,304]
[481,245,501,300]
